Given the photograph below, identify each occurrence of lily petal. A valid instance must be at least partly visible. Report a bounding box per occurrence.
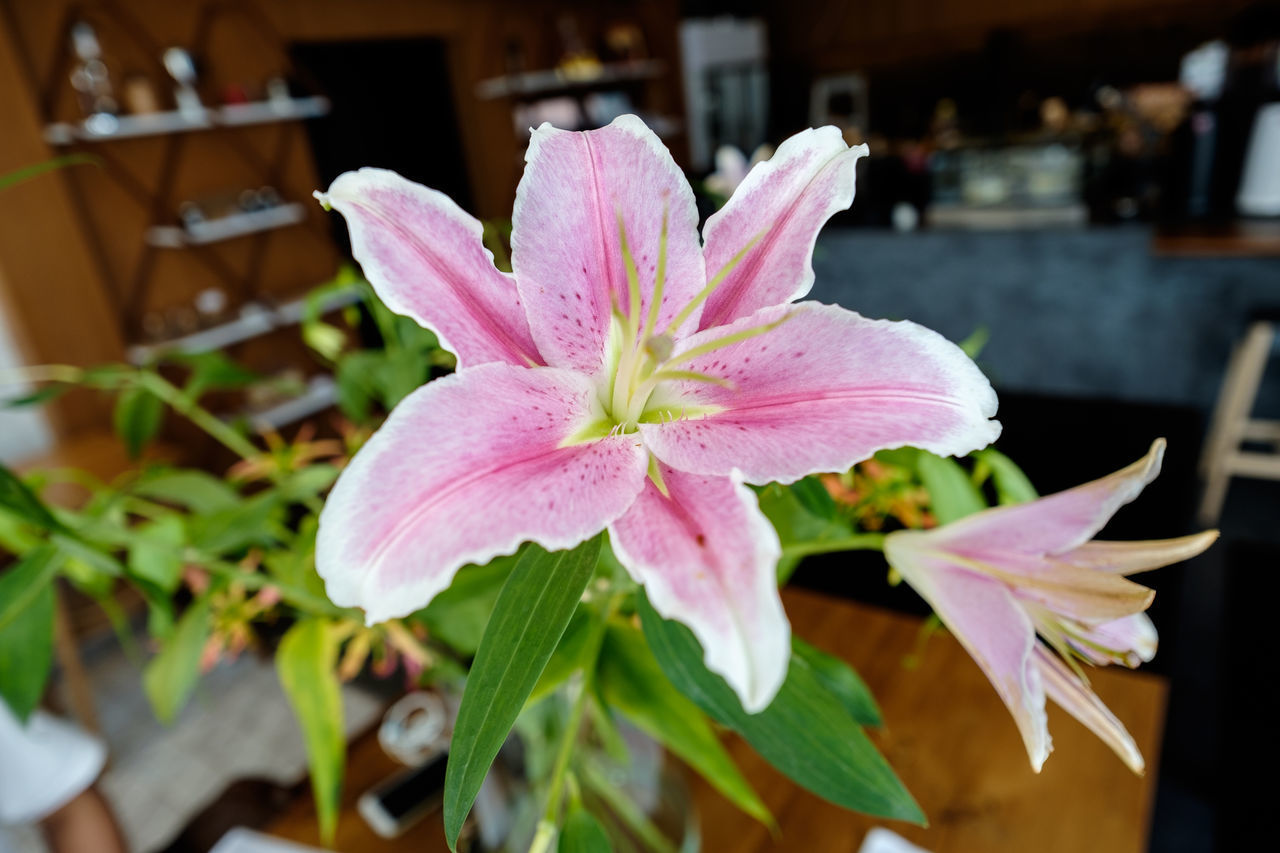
[319,168,540,369]
[929,440,1167,556]
[609,466,788,713]
[885,540,1051,771]
[699,128,867,329]
[316,363,648,623]
[512,115,705,375]
[640,302,1000,484]
[981,554,1156,622]
[1072,613,1158,667]
[1034,645,1145,773]
[1056,531,1219,575]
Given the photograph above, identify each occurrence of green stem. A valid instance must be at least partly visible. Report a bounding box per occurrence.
[537,594,622,845]
[197,555,349,618]
[137,372,261,461]
[779,533,886,561]
[580,759,679,853]
[0,364,85,386]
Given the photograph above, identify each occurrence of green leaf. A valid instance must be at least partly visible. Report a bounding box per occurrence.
[422,554,519,657]
[757,481,851,582]
[0,546,61,634]
[597,621,772,826]
[113,384,165,459]
[143,596,212,723]
[277,618,345,845]
[791,637,881,726]
[443,538,601,850]
[174,351,259,400]
[528,607,595,706]
[335,354,378,423]
[974,448,1038,506]
[558,807,613,853]
[916,452,986,525]
[958,325,990,359]
[638,594,923,824]
[0,463,68,534]
[187,492,282,555]
[0,154,98,191]
[127,515,185,592]
[132,469,241,514]
[0,563,55,720]
[3,383,70,409]
[278,465,340,502]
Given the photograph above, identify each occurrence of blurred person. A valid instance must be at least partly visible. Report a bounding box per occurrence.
[0,702,125,853]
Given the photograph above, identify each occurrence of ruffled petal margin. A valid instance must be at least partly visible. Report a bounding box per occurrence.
[316,363,648,623]
[699,128,867,329]
[609,466,789,713]
[319,168,540,369]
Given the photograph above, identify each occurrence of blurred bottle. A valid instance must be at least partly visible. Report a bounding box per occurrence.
[1167,41,1228,221]
[68,21,119,122]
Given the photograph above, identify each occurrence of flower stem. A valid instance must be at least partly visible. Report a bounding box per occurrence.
[136,371,262,461]
[780,533,886,560]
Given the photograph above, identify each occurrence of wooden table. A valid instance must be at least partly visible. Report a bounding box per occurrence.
[266,588,1167,852]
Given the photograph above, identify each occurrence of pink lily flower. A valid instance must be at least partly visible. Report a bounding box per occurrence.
[884,439,1217,770]
[313,115,1000,712]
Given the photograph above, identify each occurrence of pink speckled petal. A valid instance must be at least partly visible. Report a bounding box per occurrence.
[640,302,1000,484]
[699,128,867,330]
[929,440,1167,556]
[316,363,648,624]
[885,534,1050,771]
[511,116,705,375]
[1034,646,1144,773]
[610,467,787,713]
[320,168,540,369]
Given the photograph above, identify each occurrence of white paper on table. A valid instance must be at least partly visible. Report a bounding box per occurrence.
[858,827,934,853]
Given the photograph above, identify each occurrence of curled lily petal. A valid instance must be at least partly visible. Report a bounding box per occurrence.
[1034,646,1145,773]
[610,466,788,712]
[885,546,1052,771]
[318,168,540,369]
[512,115,705,375]
[700,128,867,329]
[316,363,648,623]
[1057,531,1220,575]
[932,439,1167,556]
[640,302,1001,484]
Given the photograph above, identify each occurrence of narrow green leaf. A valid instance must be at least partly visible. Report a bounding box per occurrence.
[789,475,840,519]
[528,607,595,705]
[0,154,98,191]
[174,351,259,400]
[127,515,185,591]
[132,469,241,514]
[443,538,601,849]
[113,384,165,459]
[597,622,772,826]
[0,571,54,721]
[916,452,986,525]
[277,618,345,845]
[958,325,990,359]
[638,594,923,824]
[791,637,881,726]
[0,546,61,634]
[3,383,70,409]
[0,463,67,534]
[279,465,340,502]
[558,807,613,853]
[143,596,211,723]
[974,448,1039,506]
[423,554,519,657]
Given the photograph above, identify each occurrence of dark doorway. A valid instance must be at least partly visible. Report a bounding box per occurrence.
[291,37,473,258]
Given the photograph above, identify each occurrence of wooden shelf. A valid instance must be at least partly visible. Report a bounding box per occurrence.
[43,96,330,145]
[476,59,664,100]
[126,283,363,364]
[1152,220,1280,257]
[145,203,307,248]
